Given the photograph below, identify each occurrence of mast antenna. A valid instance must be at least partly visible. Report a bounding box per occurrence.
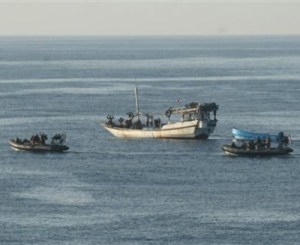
[134,86,140,120]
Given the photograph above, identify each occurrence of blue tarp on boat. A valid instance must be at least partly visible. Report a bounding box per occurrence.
[232,128,283,142]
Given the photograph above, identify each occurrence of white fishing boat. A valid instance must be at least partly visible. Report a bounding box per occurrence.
[101,88,219,139]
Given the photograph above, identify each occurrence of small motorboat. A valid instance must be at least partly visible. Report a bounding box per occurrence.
[222,144,293,157]
[232,128,283,142]
[9,133,69,152]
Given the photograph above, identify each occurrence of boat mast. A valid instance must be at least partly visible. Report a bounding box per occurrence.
[134,86,140,120]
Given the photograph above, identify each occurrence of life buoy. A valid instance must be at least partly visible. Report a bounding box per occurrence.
[166,109,172,117]
[165,109,172,118]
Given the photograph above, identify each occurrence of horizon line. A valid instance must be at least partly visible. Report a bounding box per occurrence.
[1,34,300,37]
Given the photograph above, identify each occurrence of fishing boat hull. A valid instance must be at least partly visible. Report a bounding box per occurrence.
[222,144,293,156]
[9,140,69,152]
[102,120,216,139]
[232,128,280,142]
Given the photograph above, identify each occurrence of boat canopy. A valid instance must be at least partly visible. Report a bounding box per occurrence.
[169,102,219,114]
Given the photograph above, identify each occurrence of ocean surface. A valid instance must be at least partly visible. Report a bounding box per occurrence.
[0,36,300,244]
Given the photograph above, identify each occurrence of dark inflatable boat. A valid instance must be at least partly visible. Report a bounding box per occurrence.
[9,133,69,152]
[222,144,293,156]
[9,139,69,152]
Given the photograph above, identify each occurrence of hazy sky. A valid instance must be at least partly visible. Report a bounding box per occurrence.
[0,0,299,35]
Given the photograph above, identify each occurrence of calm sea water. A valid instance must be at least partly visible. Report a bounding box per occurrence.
[0,36,300,244]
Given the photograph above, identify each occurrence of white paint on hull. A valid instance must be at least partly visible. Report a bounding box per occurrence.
[102,120,216,139]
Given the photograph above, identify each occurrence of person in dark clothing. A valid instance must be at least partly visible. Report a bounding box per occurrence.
[265,137,271,149]
[256,136,262,149]
[248,140,255,150]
